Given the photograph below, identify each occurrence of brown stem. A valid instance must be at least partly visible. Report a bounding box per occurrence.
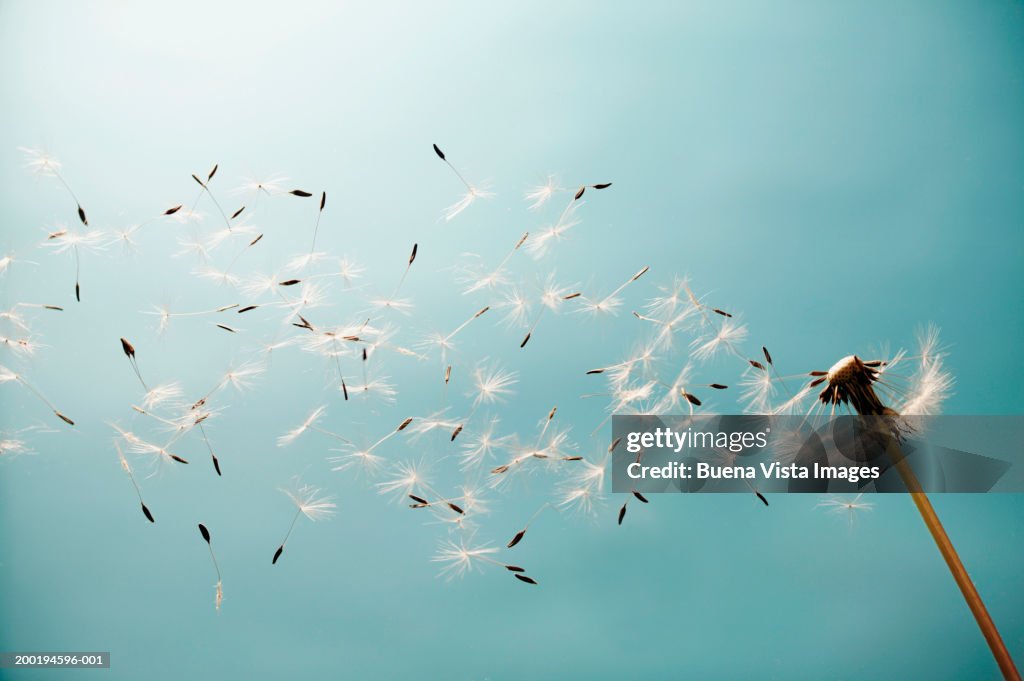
[884,435,1020,681]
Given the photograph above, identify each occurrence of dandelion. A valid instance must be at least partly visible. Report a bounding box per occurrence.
[520,273,578,348]
[189,164,234,231]
[116,442,154,523]
[459,419,512,470]
[371,243,418,314]
[0,364,74,425]
[432,143,494,221]
[196,523,223,611]
[816,494,874,529]
[432,538,537,585]
[144,302,239,335]
[141,382,184,411]
[43,225,106,301]
[0,433,32,459]
[272,481,336,565]
[234,174,289,199]
[471,362,518,407]
[690,318,748,362]
[328,417,412,475]
[119,337,148,391]
[192,361,265,408]
[578,266,649,318]
[505,503,552,548]
[118,428,189,471]
[496,287,532,329]
[524,176,562,210]
[20,147,90,231]
[525,201,582,259]
[277,405,329,447]
[459,232,529,295]
[811,330,1015,680]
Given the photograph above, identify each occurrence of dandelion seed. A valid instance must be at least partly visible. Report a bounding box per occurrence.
[196,523,222,611]
[189,164,234,231]
[0,365,74,426]
[432,143,494,221]
[506,504,551,549]
[116,442,154,523]
[524,176,562,211]
[272,480,336,565]
[817,494,874,528]
[21,147,90,229]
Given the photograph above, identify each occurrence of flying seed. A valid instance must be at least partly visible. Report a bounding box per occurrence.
[507,529,526,548]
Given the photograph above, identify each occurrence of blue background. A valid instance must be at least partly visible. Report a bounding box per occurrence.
[1,2,1022,679]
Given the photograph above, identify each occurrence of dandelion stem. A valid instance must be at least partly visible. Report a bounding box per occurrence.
[885,434,1020,680]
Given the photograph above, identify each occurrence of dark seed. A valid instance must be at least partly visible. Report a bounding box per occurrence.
[507,529,526,548]
[198,523,211,544]
[514,574,538,585]
[432,143,445,160]
[141,502,155,523]
[272,545,284,564]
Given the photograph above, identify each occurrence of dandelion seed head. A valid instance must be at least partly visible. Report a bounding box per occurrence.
[283,482,337,521]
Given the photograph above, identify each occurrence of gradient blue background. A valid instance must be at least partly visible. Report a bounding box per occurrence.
[1,2,1022,679]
